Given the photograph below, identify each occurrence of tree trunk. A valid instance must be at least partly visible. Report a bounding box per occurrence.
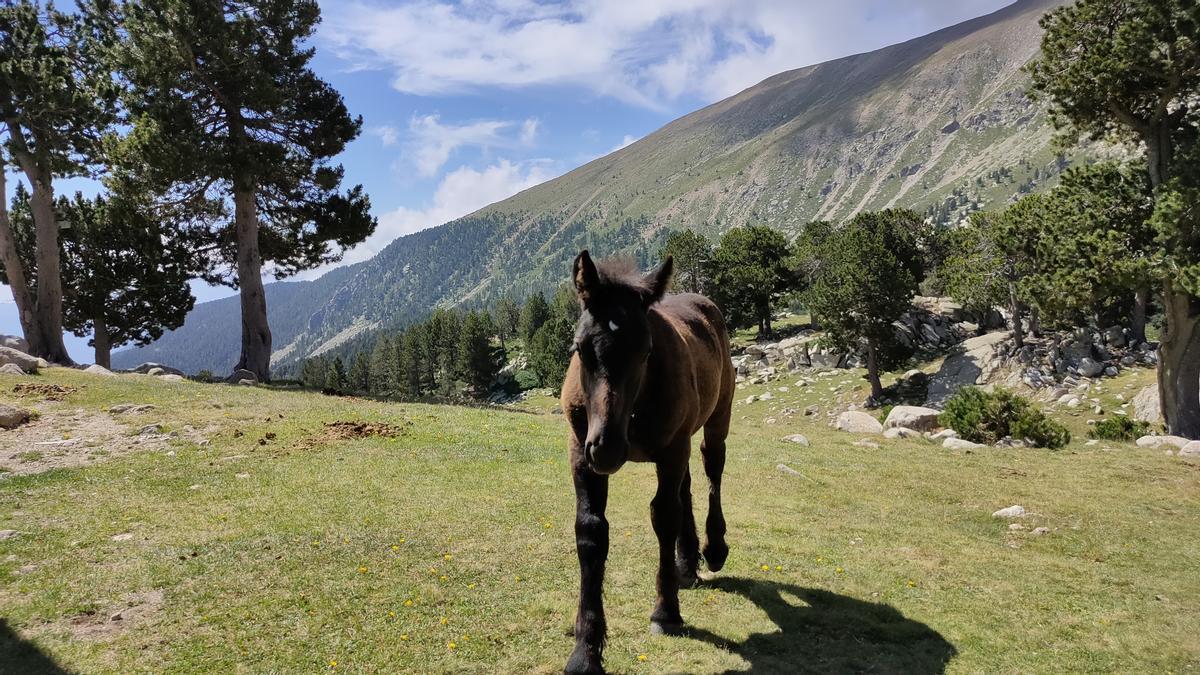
[866,340,884,401]
[1008,283,1024,349]
[0,169,39,346]
[4,135,73,364]
[1131,286,1149,346]
[1027,305,1041,339]
[92,310,111,369]
[1158,282,1200,439]
[233,185,272,382]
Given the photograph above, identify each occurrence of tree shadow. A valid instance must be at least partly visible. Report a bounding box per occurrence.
[683,577,956,674]
[0,618,72,675]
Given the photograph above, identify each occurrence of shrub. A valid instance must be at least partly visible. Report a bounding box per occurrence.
[194,369,215,383]
[939,387,1071,449]
[876,404,895,424]
[514,369,540,391]
[1089,416,1151,441]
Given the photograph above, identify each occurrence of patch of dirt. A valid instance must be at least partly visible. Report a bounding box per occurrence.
[65,589,164,641]
[11,383,78,401]
[0,402,210,476]
[290,420,410,452]
[323,421,408,439]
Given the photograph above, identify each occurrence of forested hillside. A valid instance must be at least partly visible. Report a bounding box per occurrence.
[116,0,1071,375]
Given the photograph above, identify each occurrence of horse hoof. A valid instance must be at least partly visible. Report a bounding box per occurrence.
[702,541,729,572]
[650,620,685,636]
[565,648,604,674]
[678,570,699,589]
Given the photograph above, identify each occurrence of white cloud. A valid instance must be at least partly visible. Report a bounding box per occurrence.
[298,159,559,278]
[371,125,401,147]
[404,114,542,177]
[519,118,540,145]
[321,0,1012,108]
[610,134,638,153]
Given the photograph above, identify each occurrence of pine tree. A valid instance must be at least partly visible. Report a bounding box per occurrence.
[493,295,520,349]
[0,0,119,362]
[708,226,794,338]
[457,311,498,396]
[519,292,551,344]
[324,356,346,394]
[114,0,376,382]
[348,351,370,394]
[659,229,712,294]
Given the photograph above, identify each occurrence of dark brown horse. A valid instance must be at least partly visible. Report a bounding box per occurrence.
[561,250,735,674]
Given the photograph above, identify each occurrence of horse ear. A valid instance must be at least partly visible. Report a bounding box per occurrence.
[574,250,600,302]
[643,256,673,306]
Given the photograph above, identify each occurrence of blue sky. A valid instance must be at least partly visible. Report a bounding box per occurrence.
[2,0,1012,362]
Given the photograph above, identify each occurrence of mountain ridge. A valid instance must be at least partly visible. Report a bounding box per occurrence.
[114,0,1071,375]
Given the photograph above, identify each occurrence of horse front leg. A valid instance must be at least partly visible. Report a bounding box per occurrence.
[649,451,687,635]
[567,456,610,674]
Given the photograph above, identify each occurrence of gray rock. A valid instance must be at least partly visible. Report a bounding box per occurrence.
[776,463,802,476]
[783,434,810,447]
[0,345,40,373]
[83,364,116,377]
[1135,435,1190,449]
[1132,385,1160,423]
[883,427,923,440]
[1179,441,1200,459]
[0,363,27,376]
[146,367,166,376]
[160,374,186,383]
[237,378,255,386]
[1031,527,1050,535]
[930,428,958,441]
[0,335,29,353]
[991,505,1026,519]
[226,369,258,385]
[0,529,19,540]
[835,411,883,434]
[1103,366,1119,378]
[110,404,157,414]
[883,405,942,431]
[138,423,163,435]
[944,437,984,450]
[1077,358,1104,378]
[926,331,1009,405]
[0,404,31,429]
[853,439,881,449]
[131,362,186,377]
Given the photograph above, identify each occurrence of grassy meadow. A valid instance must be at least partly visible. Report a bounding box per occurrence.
[1,366,1198,673]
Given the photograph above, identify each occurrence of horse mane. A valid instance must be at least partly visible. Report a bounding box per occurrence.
[594,258,652,295]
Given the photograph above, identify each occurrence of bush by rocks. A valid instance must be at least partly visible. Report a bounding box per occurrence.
[939,387,1070,450]
[1089,416,1152,442]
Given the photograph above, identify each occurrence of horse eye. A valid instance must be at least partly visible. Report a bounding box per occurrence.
[608,320,619,332]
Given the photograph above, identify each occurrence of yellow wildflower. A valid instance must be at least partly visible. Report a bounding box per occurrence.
[444,553,453,561]
[440,575,449,582]
[358,566,368,574]
[404,599,414,607]
[448,641,457,650]
[329,660,337,669]
[400,634,409,641]
[760,564,770,572]
[440,617,448,625]
[391,545,399,552]
[835,567,844,574]
[637,654,648,662]
[467,583,476,590]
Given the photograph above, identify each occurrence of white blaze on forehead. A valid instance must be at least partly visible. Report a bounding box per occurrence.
[608,320,619,332]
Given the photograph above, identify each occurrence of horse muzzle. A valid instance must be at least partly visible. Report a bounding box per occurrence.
[584,434,628,475]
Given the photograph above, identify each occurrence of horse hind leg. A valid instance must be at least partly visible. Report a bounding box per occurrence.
[700,418,730,573]
[675,465,700,588]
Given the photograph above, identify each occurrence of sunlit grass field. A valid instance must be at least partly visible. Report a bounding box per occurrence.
[1,367,1198,673]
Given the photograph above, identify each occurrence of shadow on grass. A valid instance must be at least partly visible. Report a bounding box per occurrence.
[0,618,71,674]
[685,577,956,674]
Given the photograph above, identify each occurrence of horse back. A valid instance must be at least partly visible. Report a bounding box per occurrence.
[649,293,735,434]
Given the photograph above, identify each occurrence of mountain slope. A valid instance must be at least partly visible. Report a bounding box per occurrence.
[115,0,1069,375]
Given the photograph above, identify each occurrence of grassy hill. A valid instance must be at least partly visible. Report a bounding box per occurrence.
[115,0,1073,377]
[2,363,1198,672]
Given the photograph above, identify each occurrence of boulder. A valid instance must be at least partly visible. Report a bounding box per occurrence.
[1180,441,1200,459]
[883,427,923,440]
[83,364,116,376]
[1077,358,1104,378]
[782,434,810,447]
[991,505,1026,519]
[930,428,958,441]
[926,331,1008,406]
[834,411,883,434]
[160,374,186,383]
[0,335,29,353]
[226,369,258,385]
[1132,385,1160,423]
[131,362,186,377]
[0,403,31,429]
[944,437,984,450]
[883,405,942,432]
[0,363,27,376]
[0,346,40,373]
[1135,435,1189,449]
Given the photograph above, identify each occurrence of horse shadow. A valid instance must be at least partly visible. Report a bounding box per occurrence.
[681,577,956,674]
[0,618,72,675]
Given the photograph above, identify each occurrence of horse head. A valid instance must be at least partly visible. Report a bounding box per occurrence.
[570,250,673,475]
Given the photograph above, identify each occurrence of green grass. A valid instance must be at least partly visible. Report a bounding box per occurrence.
[1,367,1198,673]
